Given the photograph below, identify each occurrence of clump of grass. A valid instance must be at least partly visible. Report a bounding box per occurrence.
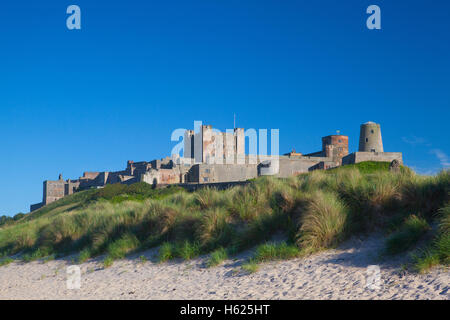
[233,210,288,251]
[22,247,54,262]
[103,256,114,268]
[435,232,450,261]
[413,250,441,273]
[194,187,227,210]
[241,260,259,274]
[368,172,401,210]
[253,242,300,262]
[385,215,430,255]
[158,241,200,261]
[438,202,450,234]
[0,257,14,267]
[197,208,235,250]
[207,247,228,267]
[176,241,200,260]
[401,172,449,218]
[166,192,196,208]
[238,241,300,274]
[414,232,449,273]
[228,183,269,222]
[77,248,91,263]
[337,170,404,233]
[106,233,140,259]
[139,255,147,263]
[271,187,300,213]
[42,254,55,263]
[296,191,348,251]
[298,170,329,192]
[414,202,449,272]
[158,242,175,262]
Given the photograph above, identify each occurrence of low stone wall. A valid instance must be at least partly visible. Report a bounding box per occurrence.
[342,152,403,165]
[30,202,44,212]
[277,157,325,177]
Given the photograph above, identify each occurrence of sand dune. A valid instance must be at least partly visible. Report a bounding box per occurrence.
[0,234,448,300]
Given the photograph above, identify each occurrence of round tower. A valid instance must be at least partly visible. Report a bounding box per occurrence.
[322,135,349,162]
[358,122,383,152]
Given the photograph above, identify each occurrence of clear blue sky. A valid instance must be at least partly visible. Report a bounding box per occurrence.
[0,0,449,216]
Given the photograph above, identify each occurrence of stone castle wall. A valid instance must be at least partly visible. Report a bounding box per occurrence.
[30,122,402,213]
[342,152,402,165]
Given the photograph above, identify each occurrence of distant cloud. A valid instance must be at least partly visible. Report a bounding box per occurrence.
[410,166,439,176]
[401,136,430,146]
[430,149,450,168]
[402,136,448,173]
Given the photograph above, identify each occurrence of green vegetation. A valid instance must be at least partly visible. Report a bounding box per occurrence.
[237,241,300,271]
[0,162,448,273]
[241,260,259,274]
[103,256,114,268]
[22,247,53,262]
[253,242,300,262]
[0,257,14,266]
[106,233,140,259]
[93,183,184,204]
[207,247,228,267]
[157,241,200,261]
[78,248,91,263]
[158,242,176,262]
[176,241,200,260]
[328,161,391,174]
[413,202,450,272]
[0,213,26,227]
[385,215,430,255]
[296,191,348,250]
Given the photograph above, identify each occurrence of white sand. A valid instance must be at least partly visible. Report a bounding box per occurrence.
[0,234,448,300]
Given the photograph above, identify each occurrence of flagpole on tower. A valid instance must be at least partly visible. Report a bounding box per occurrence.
[234,113,236,129]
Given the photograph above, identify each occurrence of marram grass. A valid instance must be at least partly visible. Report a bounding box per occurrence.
[207,247,228,267]
[413,201,450,272]
[0,163,448,273]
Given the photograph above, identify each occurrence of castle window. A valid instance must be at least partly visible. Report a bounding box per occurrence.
[371,130,374,134]
[203,177,209,182]
[338,139,342,143]
[365,138,368,142]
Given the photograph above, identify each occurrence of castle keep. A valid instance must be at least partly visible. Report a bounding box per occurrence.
[30,122,402,212]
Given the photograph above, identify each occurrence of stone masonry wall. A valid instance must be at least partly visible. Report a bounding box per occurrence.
[342,152,403,165]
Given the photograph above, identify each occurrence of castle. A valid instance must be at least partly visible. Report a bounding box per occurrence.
[30,121,402,212]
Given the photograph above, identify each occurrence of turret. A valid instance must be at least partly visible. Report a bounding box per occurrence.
[358,122,383,152]
[322,135,349,163]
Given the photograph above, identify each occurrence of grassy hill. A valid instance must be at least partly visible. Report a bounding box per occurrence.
[0,162,448,272]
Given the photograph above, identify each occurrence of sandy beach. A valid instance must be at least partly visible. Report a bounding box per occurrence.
[0,234,448,300]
